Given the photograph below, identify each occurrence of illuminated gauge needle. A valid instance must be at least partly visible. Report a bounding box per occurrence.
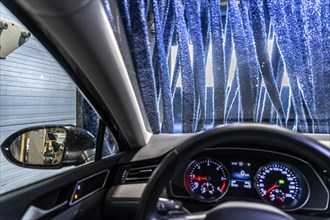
[191,176,207,181]
[264,180,284,195]
[205,183,214,194]
[220,181,226,192]
[265,184,277,195]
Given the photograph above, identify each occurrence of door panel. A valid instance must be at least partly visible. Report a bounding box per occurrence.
[0,153,123,220]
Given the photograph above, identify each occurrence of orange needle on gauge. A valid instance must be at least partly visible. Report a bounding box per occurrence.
[265,184,277,195]
[192,176,207,181]
[220,181,226,192]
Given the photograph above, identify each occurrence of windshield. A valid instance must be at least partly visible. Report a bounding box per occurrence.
[104,0,329,134]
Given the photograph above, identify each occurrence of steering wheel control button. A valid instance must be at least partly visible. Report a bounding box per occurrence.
[184,158,229,202]
[254,162,309,210]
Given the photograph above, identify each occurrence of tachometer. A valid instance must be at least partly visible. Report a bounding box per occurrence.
[184,158,229,202]
[254,162,309,210]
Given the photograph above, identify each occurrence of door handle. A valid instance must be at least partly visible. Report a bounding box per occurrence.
[22,200,68,220]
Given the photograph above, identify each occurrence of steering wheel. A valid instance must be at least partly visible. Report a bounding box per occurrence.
[136,124,329,220]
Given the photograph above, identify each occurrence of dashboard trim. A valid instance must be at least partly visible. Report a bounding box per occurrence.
[108,183,147,198]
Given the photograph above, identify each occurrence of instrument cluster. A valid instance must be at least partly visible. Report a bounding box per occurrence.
[184,158,308,210]
[169,148,329,211]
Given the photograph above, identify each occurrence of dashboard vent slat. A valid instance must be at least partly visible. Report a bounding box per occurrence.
[122,165,157,183]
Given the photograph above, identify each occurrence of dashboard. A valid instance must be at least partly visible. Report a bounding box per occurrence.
[169,148,329,213]
[107,132,330,220]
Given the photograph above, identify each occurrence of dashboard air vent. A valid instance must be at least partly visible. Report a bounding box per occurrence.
[122,165,157,184]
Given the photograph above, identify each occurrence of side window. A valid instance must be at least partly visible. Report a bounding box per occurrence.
[81,97,117,158]
[103,127,117,158]
[0,3,116,195]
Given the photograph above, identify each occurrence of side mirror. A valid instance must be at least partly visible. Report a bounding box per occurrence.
[1,126,96,169]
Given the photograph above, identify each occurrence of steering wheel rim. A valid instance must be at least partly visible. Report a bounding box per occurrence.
[136,124,330,220]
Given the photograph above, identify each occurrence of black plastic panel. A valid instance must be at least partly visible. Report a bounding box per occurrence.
[70,170,109,205]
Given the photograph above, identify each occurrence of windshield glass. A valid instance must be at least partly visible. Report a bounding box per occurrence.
[104,0,329,134]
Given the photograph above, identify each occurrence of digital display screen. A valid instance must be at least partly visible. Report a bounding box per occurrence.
[230,161,252,189]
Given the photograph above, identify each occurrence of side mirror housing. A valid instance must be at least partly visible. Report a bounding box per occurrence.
[1,126,95,169]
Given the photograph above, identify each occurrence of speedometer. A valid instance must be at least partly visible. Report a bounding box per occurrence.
[184,158,229,202]
[254,162,309,210]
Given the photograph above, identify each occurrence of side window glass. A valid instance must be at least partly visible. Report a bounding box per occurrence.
[80,98,117,158]
[103,127,117,158]
[81,97,100,137]
[0,3,110,194]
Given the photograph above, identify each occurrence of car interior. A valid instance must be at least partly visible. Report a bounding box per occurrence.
[0,0,329,220]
